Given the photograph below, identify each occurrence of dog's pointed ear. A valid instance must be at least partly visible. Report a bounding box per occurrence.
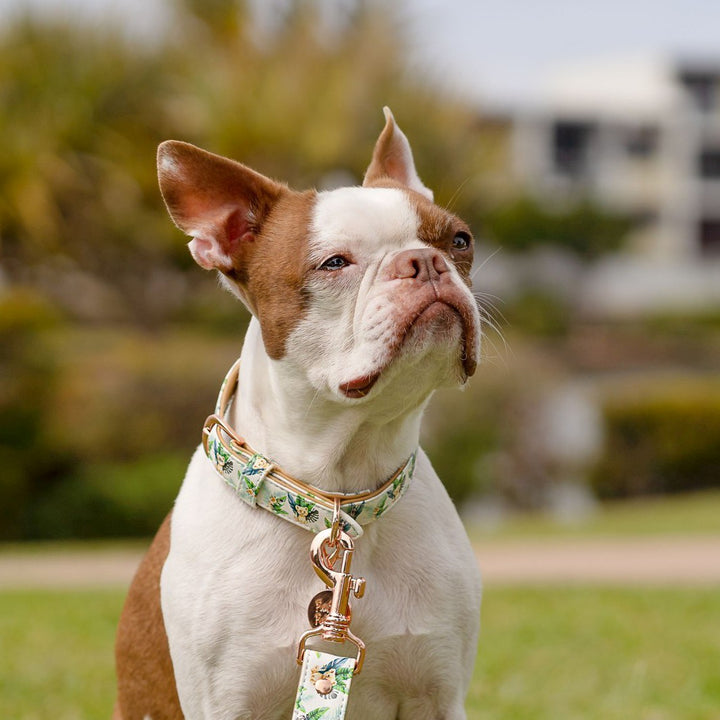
[157,141,284,271]
[363,107,433,201]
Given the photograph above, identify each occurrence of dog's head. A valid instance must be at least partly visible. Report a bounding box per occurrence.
[158,108,480,407]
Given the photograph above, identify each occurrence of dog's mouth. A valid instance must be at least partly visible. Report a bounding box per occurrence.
[405,300,478,377]
[338,295,479,400]
[339,373,381,399]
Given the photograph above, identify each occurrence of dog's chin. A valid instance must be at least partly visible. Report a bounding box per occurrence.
[338,302,476,402]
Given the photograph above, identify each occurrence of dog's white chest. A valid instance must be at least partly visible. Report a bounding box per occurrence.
[161,449,481,720]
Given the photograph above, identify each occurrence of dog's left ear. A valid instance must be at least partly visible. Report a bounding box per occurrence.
[157,141,284,273]
[363,107,433,202]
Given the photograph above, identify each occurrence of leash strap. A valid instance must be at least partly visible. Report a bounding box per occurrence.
[293,650,355,720]
[202,360,416,538]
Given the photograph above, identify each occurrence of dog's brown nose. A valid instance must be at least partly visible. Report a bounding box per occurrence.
[387,248,449,281]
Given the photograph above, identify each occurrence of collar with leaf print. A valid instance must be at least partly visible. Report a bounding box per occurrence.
[202,360,416,539]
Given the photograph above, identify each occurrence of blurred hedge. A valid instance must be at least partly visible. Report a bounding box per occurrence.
[25,454,187,539]
[0,290,68,539]
[591,380,720,498]
[482,196,632,261]
[0,292,243,539]
[2,314,719,537]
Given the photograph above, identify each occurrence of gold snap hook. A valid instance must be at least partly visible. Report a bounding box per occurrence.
[297,527,367,673]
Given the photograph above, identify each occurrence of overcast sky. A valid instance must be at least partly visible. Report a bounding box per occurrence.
[410,0,720,104]
[2,0,720,105]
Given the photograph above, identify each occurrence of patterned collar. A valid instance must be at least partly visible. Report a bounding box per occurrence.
[202,360,416,539]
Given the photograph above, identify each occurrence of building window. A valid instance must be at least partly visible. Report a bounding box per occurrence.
[552,121,593,176]
[625,125,658,158]
[698,149,720,179]
[699,219,720,255]
[678,71,718,113]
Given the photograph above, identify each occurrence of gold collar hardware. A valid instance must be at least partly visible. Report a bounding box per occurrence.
[297,526,367,674]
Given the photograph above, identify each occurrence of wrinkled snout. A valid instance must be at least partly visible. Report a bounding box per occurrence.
[378,246,480,378]
[386,247,449,282]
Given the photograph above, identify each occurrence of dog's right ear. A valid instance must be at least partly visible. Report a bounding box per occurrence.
[363,107,433,202]
[157,141,284,272]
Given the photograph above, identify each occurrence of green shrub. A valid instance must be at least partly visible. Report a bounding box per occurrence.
[0,289,72,539]
[25,453,187,539]
[591,381,720,498]
[505,289,570,337]
[1,323,239,540]
[482,196,632,261]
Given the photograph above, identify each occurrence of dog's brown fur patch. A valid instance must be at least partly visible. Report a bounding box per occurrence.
[115,513,182,720]
[411,193,475,284]
[224,189,316,360]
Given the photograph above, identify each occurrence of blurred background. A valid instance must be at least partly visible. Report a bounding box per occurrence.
[0,0,719,718]
[1,0,719,538]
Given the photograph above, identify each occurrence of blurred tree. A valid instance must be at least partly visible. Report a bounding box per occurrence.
[0,0,488,327]
[482,195,633,261]
[0,0,518,538]
[0,289,70,539]
[0,18,183,324]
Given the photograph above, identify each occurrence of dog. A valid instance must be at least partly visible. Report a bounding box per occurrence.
[114,108,482,720]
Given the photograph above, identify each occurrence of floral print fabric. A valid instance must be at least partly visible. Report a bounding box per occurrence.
[293,650,355,720]
[205,423,415,539]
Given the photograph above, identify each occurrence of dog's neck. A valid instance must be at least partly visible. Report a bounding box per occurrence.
[229,319,425,494]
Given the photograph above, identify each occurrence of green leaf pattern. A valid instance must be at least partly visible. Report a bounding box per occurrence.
[269,494,288,515]
[373,495,387,518]
[288,494,320,524]
[207,427,417,536]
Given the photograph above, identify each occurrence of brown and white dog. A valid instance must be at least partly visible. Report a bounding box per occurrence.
[114,108,482,720]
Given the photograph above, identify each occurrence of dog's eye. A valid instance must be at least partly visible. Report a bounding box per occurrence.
[451,232,471,251]
[319,255,349,271]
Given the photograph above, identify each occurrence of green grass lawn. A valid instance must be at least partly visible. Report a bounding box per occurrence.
[470,586,720,720]
[1,586,718,719]
[0,590,123,720]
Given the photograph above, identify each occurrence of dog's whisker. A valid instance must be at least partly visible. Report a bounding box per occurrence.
[479,306,508,343]
[481,326,511,367]
[472,293,511,362]
[473,289,504,304]
[445,176,471,213]
[303,386,323,421]
[481,320,510,361]
[473,293,509,327]
[471,247,502,281]
[473,293,504,323]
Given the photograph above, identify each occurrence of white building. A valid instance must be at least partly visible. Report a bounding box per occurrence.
[512,55,720,315]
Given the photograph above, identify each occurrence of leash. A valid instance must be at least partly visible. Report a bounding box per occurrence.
[293,512,365,720]
[202,360,417,719]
